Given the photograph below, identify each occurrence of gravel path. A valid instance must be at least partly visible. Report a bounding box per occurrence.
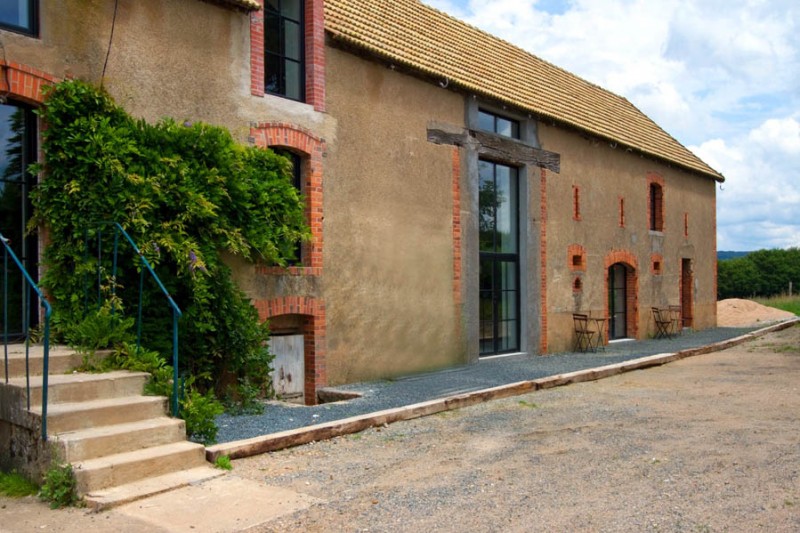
[236,323,800,532]
[216,326,759,443]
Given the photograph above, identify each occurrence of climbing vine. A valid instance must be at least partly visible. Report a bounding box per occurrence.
[31,80,309,404]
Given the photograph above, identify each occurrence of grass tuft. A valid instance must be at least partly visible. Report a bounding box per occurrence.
[755,295,800,316]
[0,471,39,498]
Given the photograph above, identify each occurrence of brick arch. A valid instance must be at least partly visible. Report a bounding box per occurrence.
[0,61,57,104]
[250,122,325,271]
[254,296,326,405]
[604,249,639,339]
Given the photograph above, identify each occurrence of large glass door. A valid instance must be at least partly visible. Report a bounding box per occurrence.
[608,263,627,339]
[478,160,519,356]
[1,102,38,340]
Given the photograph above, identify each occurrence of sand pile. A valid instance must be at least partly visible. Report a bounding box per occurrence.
[717,298,796,327]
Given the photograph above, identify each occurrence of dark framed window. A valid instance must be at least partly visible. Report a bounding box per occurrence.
[265,0,305,101]
[478,109,520,139]
[649,182,664,231]
[0,0,37,36]
[1,101,38,340]
[479,159,520,356]
[274,149,303,264]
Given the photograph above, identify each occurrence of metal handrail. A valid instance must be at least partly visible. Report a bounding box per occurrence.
[99,223,183,417]
[1,232,52,440]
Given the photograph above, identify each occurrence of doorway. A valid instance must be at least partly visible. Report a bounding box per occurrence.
[608,263,628,339]
[681,258,693,328]
[478,160,519,356]
[1,102,38,340]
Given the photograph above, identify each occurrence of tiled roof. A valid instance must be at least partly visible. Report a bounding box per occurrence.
[324,0,723,181]
[202,0,261,12]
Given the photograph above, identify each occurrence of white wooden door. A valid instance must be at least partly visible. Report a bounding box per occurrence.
[268,334,305,399]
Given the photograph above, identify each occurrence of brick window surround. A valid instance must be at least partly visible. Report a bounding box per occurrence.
[250,0,325,111]
[651,253,664,275]
[0,60,55,104]
[567,243,586,272]
[250,121,325,275]
[604,250,639,339]
[647,172,665,232]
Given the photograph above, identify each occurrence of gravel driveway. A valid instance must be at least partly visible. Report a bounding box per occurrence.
[236,323,800,532]
[2,324,798,532]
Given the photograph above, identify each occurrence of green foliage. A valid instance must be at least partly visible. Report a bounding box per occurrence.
[214,455,233,470]
[39,463,78,509]
[181,385,225,445]
[754,295,800,316]
[65,303,134,357]
[718,248,800,299]
[0,470,39,498]
[107,342,174,397]
[31,79,303,399]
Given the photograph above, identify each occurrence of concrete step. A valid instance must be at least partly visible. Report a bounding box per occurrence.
[8,371,149,406]
[33,395,168,434]
[72,441,208,495]
[83,466,225,511]
[54,417,187,463]
[0,346,82,379]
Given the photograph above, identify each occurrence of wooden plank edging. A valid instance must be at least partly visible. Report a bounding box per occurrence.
[206,319,799,461]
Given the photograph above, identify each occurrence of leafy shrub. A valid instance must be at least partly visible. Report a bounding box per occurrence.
[181,386,225,445]
[31,80,304,401]
[39,463,78,509]
[0,471,39,498]
[214,455,233,470]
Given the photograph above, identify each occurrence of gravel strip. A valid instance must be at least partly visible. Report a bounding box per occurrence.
[215,326,765,443]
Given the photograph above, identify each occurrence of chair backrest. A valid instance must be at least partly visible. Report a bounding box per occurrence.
[652,307,668,322]
[573,313,590,331]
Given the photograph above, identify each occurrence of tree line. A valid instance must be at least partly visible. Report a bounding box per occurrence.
[718,248,800,299]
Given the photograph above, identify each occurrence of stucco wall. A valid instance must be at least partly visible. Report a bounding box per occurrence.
[324,46,465,384]
[539,124,718,352]
[2,0,333,142]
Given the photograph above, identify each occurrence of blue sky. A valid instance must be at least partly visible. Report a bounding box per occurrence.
[425,0,800,251]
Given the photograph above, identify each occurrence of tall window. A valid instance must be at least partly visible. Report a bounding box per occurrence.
[649,182,664,231]
[0,0,37,35]
[1,102,38,339]
[265,0,305,101]
[274,149,303,264]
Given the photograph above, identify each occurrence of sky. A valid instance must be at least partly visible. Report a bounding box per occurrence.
[424,0,799,251]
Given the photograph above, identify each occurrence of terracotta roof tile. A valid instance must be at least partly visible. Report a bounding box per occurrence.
[202,0,261,12]
[325,0,723,181]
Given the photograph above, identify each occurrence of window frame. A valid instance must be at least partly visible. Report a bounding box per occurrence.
[264,0,306,102]
[0,0,38,36]
[649,182,664,232]
[477,108,520,140]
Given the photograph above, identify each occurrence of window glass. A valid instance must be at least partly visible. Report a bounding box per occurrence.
[283,0,301,20]
[477,109,520,139]
[0,0,35,34]
[284,20,301,60]
[478,110,494,133]
[264,0,305,101]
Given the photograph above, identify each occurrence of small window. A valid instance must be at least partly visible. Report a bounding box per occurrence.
[573,186,581,221]
[619,197,625,227]
[649,182,664,232]
[265,0,305,101]
[684,212,689,237]
[478,109,520,139]
[572,255,582,268]
[0,0,37,35]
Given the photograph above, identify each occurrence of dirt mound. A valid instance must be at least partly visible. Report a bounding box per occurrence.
[717,298,796,327]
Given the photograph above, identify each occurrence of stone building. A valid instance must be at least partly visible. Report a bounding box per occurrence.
[1,0,722,405]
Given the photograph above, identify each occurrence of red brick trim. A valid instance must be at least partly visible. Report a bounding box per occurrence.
[618,196,625,228]
[604,249,639,338]
[0,60,57,104]
[540,168,548,353]
[650,253,664,275]
[251,122,325,271]
[684,212,689,238]
[572,185,581,221]
[254,296,326,405]
[451,147,462,306]
[249,0,326,111]
[567,243,586,272]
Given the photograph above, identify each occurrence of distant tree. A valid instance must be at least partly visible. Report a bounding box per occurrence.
[718,247,800,299]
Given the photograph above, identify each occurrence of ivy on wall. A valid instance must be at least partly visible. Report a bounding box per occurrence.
[30,80,309,401]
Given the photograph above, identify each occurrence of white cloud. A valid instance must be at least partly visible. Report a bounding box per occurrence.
[424,0,800,250]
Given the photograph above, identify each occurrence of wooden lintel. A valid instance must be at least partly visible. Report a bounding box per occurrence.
[427,125,560,173]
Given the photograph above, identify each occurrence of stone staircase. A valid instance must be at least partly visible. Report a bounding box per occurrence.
[1,345,223,510]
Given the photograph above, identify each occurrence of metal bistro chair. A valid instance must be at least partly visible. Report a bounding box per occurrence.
[652,307,672,339]
[668,305,682,336]
[573,313,595,352]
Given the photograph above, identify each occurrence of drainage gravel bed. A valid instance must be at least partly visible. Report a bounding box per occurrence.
[215,326,758,443]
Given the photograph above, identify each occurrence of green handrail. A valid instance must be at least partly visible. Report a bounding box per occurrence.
[103,223,183,417]
[1,232,53,441]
